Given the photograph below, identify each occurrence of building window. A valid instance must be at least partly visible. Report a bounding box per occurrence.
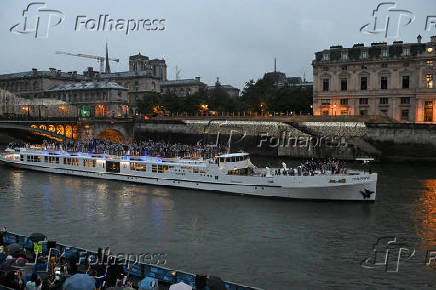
[361,50,368,59]
[403,48,410,56]
[342,52,348,60]
[403,62,409,67]
[379,97,388,105]
[321,99,331,105]
[359,98,368,105]
[360,110,368,116]
[322,66,328,71]
[380,109,388,116]
[427,60,434,65]
[400,97,410,105]
[401,110,409,121]
[426,74,433,88]
[381,63,388,68]
[381,76,388,89]
[322,79,329,91]
[361,77,368,90]
[402,76,410,89]
[382,49,388,57]
[361,65,368,70]
[341,79,347,91]
[340,98,348,105]
[322,110,329,115]
[323,54,329,61]
[341,65,347,71]
[341,110,348,115]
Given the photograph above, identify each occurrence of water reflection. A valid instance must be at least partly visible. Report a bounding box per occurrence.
[416,180,436,248]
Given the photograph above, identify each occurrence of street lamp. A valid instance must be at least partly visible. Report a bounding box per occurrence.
[333,104,337,116]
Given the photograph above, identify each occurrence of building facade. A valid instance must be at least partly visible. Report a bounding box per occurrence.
[0,68,84,99]
[45,82,128,118]
[160,77,207,97]
[312,35,436,122]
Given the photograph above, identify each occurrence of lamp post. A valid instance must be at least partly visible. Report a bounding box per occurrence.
[333,104,337,116]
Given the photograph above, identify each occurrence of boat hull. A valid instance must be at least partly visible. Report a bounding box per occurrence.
[0,158,377,201]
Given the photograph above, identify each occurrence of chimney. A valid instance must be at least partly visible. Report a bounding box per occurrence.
[195,77,200,81]
[431,36,436,43]
[417,35,422,43]
[32,68,37,75]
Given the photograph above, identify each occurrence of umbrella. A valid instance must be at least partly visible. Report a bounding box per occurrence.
[64,273,95,290]
[169,282,192,290]
[208,276,226,290]
[6,243,24,257]
[139,276,158,290]
[29,232,46,243]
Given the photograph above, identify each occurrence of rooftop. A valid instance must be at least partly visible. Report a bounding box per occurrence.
[160,79,206,87]
[47,81,126,91]
[0,70,85,81]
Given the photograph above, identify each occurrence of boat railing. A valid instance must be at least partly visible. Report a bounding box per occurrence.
[0,230,260,290]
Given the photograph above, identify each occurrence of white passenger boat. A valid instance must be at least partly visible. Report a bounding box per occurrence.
[0,148,377,201]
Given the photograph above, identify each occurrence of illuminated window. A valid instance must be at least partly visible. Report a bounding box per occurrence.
[427,60,434,65]
[426,74,433,88]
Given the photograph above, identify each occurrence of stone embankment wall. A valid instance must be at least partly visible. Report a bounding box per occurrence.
[132,120,436,161]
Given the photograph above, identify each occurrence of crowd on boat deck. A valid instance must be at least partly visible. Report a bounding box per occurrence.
[0,231,227,289]
[10,139,226,159]
[274,158,347,176]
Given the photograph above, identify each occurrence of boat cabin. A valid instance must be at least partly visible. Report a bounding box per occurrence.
[216,153,251,175]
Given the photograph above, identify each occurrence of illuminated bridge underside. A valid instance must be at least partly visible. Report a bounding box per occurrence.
[0,122,77,142]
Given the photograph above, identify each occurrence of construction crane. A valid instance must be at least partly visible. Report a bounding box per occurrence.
[55,50,119,73]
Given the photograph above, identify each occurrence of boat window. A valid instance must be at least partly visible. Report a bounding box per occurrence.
[27,155,41,162]
[20,155,24,161]
[44,156,59,164]
[152,164,158,173]
[64,157,79,166]
[193,167,199,174]
[83,159,96,168]
[130,162,147,172]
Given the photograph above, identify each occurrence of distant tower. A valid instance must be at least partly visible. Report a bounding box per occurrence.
[274,57,277,73]
[105,43,111,73]
[129,53,149,72]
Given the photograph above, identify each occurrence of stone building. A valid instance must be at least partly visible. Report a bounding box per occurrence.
[312,35,436,123]
[160,77,207,97]
[0,68,84,99]
[207,79,240,98]
[45,81,128,118]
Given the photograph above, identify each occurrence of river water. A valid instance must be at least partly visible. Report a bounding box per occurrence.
[0,158,435,289]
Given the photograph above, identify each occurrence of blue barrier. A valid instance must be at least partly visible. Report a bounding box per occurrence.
[1,231,260,290]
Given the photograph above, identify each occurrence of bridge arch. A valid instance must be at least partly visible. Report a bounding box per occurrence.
[96,129,126,143]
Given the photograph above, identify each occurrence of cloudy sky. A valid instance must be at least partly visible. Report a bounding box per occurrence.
[0,0,433,89]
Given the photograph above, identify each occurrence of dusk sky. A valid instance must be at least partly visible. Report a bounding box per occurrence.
[0,0,434,89]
